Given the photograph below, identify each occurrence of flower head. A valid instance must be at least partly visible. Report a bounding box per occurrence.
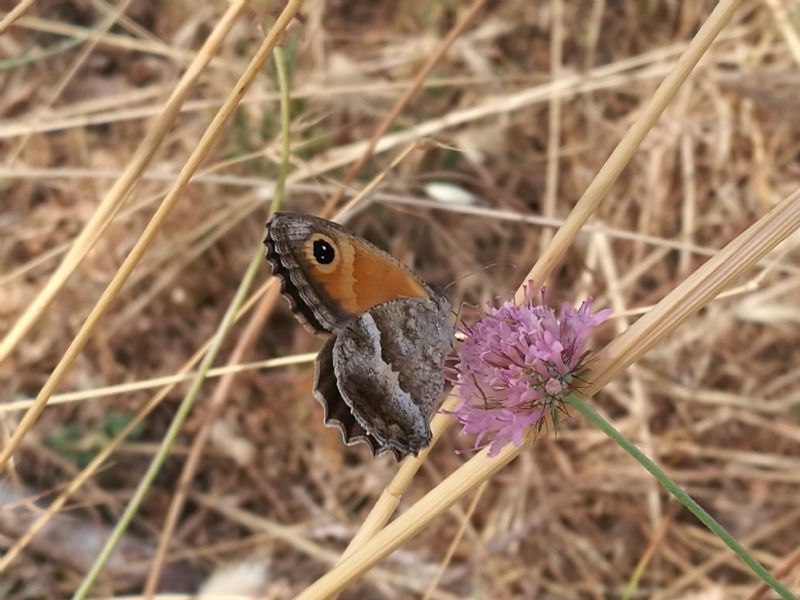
[447,284,610,457]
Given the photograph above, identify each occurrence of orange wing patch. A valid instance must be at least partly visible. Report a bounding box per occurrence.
[351,242,428,310]
[303,234,428,316]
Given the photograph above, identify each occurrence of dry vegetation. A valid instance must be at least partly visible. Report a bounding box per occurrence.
[1,0,800,598]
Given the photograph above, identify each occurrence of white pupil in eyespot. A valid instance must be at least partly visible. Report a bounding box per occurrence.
[313,239,335,264]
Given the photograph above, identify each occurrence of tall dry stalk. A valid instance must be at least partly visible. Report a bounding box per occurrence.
[331,0,742,576]
[0,0,303,472]
[296,185,800,598]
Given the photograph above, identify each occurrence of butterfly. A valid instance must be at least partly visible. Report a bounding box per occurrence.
[264,212,454,459]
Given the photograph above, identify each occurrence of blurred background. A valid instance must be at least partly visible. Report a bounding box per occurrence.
[2,0,800,598]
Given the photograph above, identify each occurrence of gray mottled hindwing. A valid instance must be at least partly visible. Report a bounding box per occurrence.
[322,296,454,458]
[313,338,404,460]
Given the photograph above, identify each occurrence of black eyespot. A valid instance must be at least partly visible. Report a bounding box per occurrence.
[313,239,335,264]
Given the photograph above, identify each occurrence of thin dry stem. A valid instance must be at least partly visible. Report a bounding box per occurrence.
[0,0,250,364]
[764,0,800,65]
[517,0,742,297]
[0,0,302,472]
[0,353,317,412]
[323,0,487,213]
[622,511,675,599]
[332,141,433,219]
[0,0,35,34]
[297,186,800,599]
[540,0,563,252]
[422,481,487,600]
[10,15,230,68]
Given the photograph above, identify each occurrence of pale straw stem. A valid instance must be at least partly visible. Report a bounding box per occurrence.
[0,0,34,34]
[0,0,302,472]
[421,481,488,600]
[0,353,317,413]
[517,0,741,297]
[295,183,800,598]
[0,0,249,364]
[334,0,741,572]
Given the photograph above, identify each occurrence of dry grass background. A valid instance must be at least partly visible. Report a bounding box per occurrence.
[1,0,800,598]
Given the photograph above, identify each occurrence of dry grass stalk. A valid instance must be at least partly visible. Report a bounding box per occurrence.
[0,352,317,412]
[10,14,225,67]
[421,481,488,599]
[297,185,800,599]
[0,0,35,34]
[540,0,563,252]
[519,0,741,293]
[333,0,741,575]
[324,0,487,213]
[0,0,250,365]
[0,0,302,472]
[764,0,800,64]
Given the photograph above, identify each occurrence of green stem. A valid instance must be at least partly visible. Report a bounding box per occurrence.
[70,250,264,600]
[565,395,797,600]
[0,14,117,70]
[272,45,291,212]
[70,42,296,600]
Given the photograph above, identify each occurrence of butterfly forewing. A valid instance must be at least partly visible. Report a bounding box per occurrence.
[265,212,431,331]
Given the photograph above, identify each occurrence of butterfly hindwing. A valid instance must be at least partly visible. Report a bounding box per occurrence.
[328,297,453,457]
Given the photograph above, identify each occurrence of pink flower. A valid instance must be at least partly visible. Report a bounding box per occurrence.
[447,284,610,457]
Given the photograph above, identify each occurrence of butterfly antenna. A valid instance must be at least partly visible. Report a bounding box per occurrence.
[443,262,518,292]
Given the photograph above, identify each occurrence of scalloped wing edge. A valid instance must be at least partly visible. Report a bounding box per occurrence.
[313,337,406,461]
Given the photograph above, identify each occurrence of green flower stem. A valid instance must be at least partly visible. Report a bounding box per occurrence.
[71,250,264,600]
[565,394,797,600]
[273,45,291,213]
[70,44,294,600]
